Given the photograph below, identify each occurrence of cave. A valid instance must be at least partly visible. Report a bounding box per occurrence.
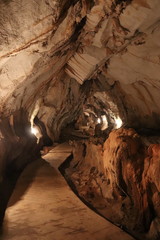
[0,0,160,239]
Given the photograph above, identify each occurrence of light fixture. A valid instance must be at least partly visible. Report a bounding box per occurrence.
[31,125,42,144]
[97,118,101,124]
[31,126,39,136]
[101,115,108,130]
[114,116,123,129]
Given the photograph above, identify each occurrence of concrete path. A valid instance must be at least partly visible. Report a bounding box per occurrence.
[1,143,135,240]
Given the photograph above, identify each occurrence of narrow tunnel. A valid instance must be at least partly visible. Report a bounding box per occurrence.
[0,0,160,239]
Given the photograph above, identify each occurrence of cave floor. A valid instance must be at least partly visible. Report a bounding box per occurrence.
[1,143,135,240]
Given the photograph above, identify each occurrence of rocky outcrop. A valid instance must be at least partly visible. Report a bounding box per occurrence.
[64,128,160,240]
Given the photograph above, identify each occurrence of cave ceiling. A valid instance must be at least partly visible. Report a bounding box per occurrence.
[0,0,160,136]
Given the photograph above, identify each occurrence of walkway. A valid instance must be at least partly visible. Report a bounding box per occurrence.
[1,143,135,240]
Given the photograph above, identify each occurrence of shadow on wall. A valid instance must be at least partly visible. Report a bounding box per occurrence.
[7,159,44,208]
[0,109,52,226]
[1,0,12,4]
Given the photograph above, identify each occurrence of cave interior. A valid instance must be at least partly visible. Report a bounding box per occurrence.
[1,0,160,239]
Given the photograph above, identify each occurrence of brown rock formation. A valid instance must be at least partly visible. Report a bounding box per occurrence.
[64,128,160,239]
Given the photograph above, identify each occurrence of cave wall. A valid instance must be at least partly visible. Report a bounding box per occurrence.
[66,129,160,240]
[0,0,160,238]
[0,109,52,225]
[0,0,160,131]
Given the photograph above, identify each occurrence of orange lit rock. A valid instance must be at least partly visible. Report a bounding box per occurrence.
[65,128,160,239]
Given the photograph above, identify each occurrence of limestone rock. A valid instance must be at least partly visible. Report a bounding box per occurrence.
[65,128,160,239]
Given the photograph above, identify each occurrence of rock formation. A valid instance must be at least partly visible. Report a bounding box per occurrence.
[64,128,160,239]
[0,0,160,239]
[0,109,52,225]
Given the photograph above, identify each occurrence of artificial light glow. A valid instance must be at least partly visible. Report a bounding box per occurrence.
[97,118,101,124]
[31,126,39,136]
[31,126,42,144]
[101,115,108,130]
[114,116,123,129]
